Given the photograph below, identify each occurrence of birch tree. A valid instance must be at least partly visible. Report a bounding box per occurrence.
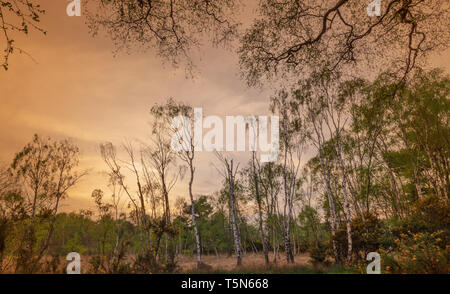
[291,75,342,262]
[147,105,183,265]
[271,90,305,263]
[215,153,242,266]
[100,141,157,254]
[321,73,353,263]
[151,99,203,268]
[256,161,283,263]
[242,151,269,264]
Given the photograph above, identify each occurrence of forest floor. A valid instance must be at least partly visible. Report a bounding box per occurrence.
[1,253,353,274]
[177,253,354,274]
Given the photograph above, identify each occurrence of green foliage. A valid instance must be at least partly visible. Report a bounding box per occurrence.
[333,213,387,264]
[388,195,450,242]
[381,231,449,274]
[309,242,328,265]
[349,213,385,260]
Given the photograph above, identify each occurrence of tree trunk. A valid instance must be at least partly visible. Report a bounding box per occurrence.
[282,147,295,264]
[228,161,242,266]
[336,138,353,263]
[252,153,269,265]
[317,143,340,263]
[284,222,294,263]
[188,161,202,268]
[257,204,269,265]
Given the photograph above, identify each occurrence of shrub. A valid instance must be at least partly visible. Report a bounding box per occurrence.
[381,231,449,274]
[309,242,328,265]
[350,213,384,260]
[297,239,310,253]
[333,213,384,263]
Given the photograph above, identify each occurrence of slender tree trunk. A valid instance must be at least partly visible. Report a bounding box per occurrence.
[252,153,269,265]
[413,166,424,199]
[188,161,202,268]
[311,115,341,263]
[272,221,277,263]
[160,175,175,265]
[281,147,295,264]
[257,203,269,265]
[317,144,340,263]
[228,162,242,266]
[161,176,171,224]
[336,138,353,263]
[284,221,294,263]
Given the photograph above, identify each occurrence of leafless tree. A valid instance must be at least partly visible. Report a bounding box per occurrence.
[150,99,203,268]
[144,105,183,265]
[214,152,242,266]
[100,141,161,254]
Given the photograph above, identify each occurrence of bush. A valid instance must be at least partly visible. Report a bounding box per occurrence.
[381,231,449,274]
[297,239,310,253]
[350,213,385,260]
[309,242,328,265]
[333,213,385,263]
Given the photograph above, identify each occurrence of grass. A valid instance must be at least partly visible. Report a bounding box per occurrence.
[0,253,356,274]
[184,264,354,274]
[178,253,356,274]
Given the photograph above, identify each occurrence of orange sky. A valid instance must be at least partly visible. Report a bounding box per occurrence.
[0,0,449,213]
